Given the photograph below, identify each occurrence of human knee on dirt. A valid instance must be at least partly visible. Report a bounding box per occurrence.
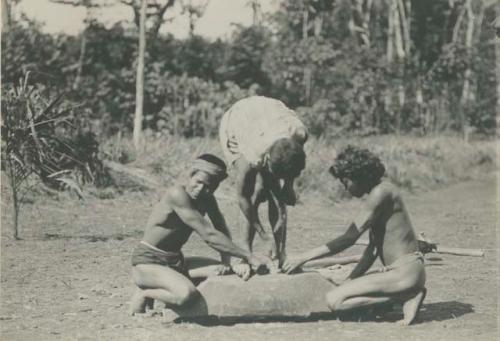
[282,145,428,325]
[219,96,308,272]
[130,154,272,315]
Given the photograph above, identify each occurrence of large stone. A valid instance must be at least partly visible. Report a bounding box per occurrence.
[167,272,336,321]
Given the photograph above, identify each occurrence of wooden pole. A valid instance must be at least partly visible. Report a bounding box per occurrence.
[354,240,485,257]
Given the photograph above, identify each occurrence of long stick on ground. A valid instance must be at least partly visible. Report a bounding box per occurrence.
[303,255,362,268]
[354,240,484,257]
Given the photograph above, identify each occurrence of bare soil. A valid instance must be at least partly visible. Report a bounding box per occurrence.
[1,175,498,341]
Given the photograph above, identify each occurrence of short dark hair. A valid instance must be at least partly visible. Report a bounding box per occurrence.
[268,139,306,178]
[329,145,385,187]
[197,154,227,172]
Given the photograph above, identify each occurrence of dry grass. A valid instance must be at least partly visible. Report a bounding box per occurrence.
[100,134,497,200]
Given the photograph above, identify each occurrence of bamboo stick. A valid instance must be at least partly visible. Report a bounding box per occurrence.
[354,240,485,257]
[303,255,362,268]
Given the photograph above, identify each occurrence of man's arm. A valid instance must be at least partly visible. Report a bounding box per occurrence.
[325,186,391,254]
[348,233,377,279]
[168,186,252,261]
[206,195,232,265]
[234,158,268,241]
[283,186,389,274]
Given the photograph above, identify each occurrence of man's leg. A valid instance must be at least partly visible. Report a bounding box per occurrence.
[130,264,197,314]
[325,261,426,325]
[268,193,286,266]
[281,178,297,206]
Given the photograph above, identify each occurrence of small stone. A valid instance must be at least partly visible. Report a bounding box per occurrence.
[78,293,89,300]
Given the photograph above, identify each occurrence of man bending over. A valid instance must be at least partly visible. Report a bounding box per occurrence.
[219,96,308,272]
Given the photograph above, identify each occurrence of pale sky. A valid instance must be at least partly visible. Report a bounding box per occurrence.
[17,0,280,40]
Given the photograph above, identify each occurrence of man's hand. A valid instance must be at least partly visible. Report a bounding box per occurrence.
[232,263,251,281]
[280,184,297,206]
[282,255,307,274]
[227,136,239,154]
[247,253,273,271]
[213,264,232,276]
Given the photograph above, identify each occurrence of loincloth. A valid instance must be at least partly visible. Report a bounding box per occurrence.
[219,107,241,167]
[219,96,307,168]
[380,251,424,272]
[131,241,188,277]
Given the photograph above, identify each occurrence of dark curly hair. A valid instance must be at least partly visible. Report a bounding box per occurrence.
[268,139,306,179]
[329,145,385,187]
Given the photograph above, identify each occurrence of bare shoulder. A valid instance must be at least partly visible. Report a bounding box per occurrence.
[163,184,190,207]
[234,156,253,173]
[366,181,395,208]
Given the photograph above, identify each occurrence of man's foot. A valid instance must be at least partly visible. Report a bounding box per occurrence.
[129,289,152,315]
[398,288,427,326]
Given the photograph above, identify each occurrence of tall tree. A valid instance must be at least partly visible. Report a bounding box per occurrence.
[180,0,209,36]
[1,0,21,32]
[49,1,114,89]
[247,0,262,26]
[121,0,175,39]
[2,0,12,32]
[133,0,147,150]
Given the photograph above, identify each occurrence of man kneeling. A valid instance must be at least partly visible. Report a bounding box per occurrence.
[283,146,427,325]
[130,154,271,314]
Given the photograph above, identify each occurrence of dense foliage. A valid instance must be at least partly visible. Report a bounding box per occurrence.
[1,0,497,138]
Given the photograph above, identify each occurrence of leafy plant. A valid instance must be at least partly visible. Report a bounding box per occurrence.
[1,73,106,239]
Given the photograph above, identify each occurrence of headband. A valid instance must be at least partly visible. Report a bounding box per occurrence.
[191,159,228,181]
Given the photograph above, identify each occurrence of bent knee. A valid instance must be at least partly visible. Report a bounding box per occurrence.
[326,290,345,312]
[393,266,426,293]
[173,285,197,306]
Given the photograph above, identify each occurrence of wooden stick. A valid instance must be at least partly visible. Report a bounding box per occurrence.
[433,246,484,257]
[355,240,485,257]
[303,255,362,268]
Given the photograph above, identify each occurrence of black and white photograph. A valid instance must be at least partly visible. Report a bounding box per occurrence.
[1,0,498,340]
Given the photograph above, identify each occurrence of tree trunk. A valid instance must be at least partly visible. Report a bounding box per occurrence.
[2,0,11,32]
[397,0,410,56]
[393,0,405,59]
[303,67,312,106]
[350,0,371,47]
[460,0,475,137]
[250,0,261,26]
[387,0,394,61]
[452,4,466,44]
[74,27,87,90]
[7,158,20,240]
[302,8,309,39]
[314,14,323,37]
[496,2,500,126]
[133,0,147,151]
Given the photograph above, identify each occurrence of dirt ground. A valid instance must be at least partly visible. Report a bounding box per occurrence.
[1,175,498,341]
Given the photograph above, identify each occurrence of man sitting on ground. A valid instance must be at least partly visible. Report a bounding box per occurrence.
[283,146,427,325]
[130,154,272,315]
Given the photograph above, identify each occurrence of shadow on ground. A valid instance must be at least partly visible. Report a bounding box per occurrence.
[171,301,474,326]
[418,301,474,322]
